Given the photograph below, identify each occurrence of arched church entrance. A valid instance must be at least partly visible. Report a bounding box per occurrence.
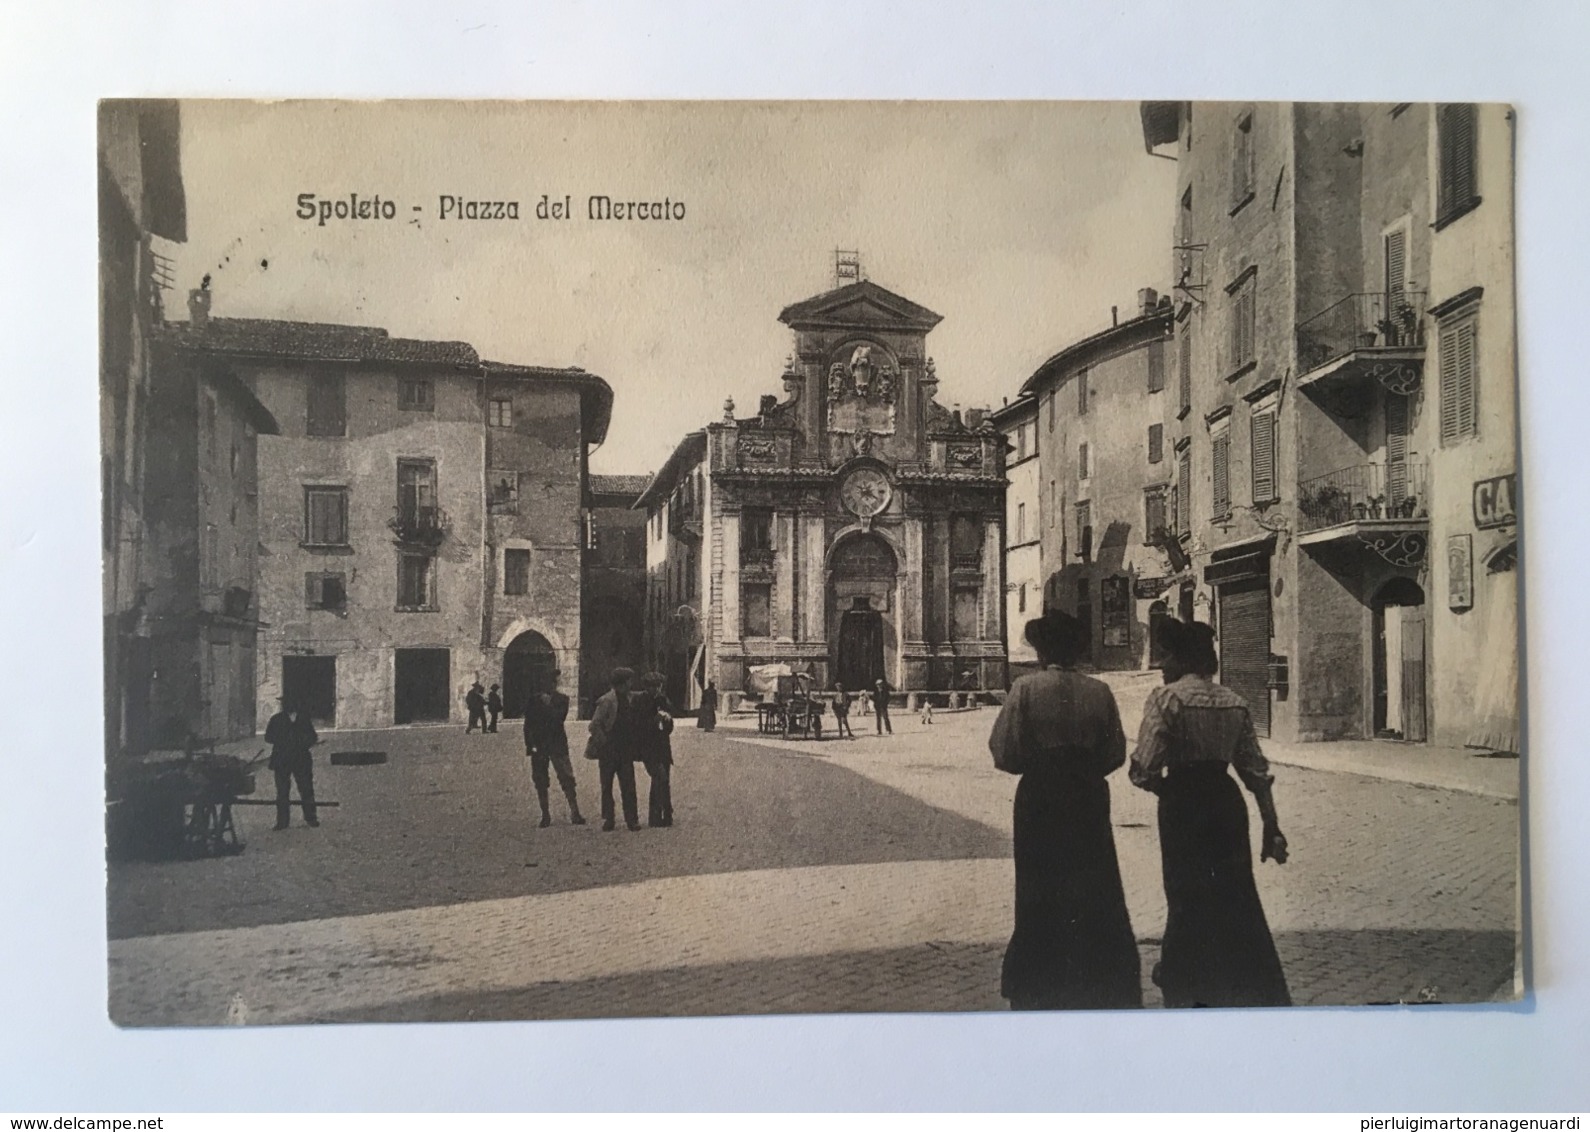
[502,630,557,719]
[829,533,897,691]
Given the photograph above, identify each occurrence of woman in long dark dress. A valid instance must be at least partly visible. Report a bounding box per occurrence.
[1130,619,1291,1008]
[988,613,1142,1010]
[697,680,718,732]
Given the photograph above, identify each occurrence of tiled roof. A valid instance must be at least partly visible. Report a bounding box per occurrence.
[161,317,479,366]
[590,474,653,498]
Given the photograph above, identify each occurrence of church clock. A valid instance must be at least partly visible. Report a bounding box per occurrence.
[840,467,892,519]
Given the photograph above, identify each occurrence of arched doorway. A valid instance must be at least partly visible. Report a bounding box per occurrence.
[829,533,897,690]
[502,630,557,719]
[1372,577,1427,741]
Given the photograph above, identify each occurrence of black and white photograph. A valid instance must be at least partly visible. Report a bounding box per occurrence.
[98,99,1522,1028]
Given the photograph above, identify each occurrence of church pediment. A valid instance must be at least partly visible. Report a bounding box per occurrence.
[779,280,943,332]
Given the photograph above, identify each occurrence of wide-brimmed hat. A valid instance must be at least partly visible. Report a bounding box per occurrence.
[1025,610,1086,662]
[1156,617,1218,673]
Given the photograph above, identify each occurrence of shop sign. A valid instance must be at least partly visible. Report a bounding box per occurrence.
[1473,473,1517,531]
[1447,534,1474,612]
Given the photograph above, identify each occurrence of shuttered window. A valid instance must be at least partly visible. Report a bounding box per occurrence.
[1176,448,1191,534]
[1076,500,1093,562]
[1212,433,1231,519]
[1178,327,1192,413]
[1145,488,1168,540]
[1148,423,1164,464]
[1077,368,1089,415]
[1231,111,1255,208]
[1230,273,1257,372]
[307,374,346,437]
[1384,228,1408,297]
[1147,341,1166,392]
[1437,104,1479,227]
[503,548,530,596]
[304,486,349,546]
[1078,442,1090,479]
[1439,315,1479,443]
[1250,410,1276,503]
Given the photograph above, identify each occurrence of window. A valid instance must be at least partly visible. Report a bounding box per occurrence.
[1144,487,1168,541]
[1016,502,1026,543]
[400,378,435,411]
[397,459,437,524]
[397,554,436,610]
[1439,312,1479,443]
[742,583,771,637]
[1176,447,1191,535]
[1025,421,1038,458]
[1231,110,1255,210]
[488,470,519,514]
[1250,409,1277,503]
[1013,425,1027,462]
[305,571,347,611]
[1212,432,1231,519]
[303,486,349,546]
[1077,368,1089,415]
[1049,480,1057,526]
[488,398,513,428]
[1018,582,1027,615]
[1148,423,1164,465]
[1229,271,1257,374]
[307,374,347,437]
[952,513,983,567]
[742,509,773,552]
[1147,340,1166,393]
[504,548,530,595]
[1178,325,1193,415]
[1076,500,1093,562]
[1436,103,1480,228]
[1078,442,1090,480]
[1384,225,1408,298]
[1047,392,1055,432]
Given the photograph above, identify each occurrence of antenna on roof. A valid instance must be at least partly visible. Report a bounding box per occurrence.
[834,249,864,287]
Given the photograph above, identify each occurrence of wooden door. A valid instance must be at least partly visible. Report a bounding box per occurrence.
[1399,605,1428,742]
[1218,578,1271,736]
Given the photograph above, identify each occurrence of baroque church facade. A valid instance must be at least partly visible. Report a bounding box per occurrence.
[638,279,1008,709]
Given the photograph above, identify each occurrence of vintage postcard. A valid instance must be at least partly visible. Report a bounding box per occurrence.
[100,100,1522,1026]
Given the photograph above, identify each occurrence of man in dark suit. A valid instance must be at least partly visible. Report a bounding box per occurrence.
[523,669,585,828]
[264,698,319,830]
[634,672,675,827]
[872,678,894,735]
[465,681,488,733]
[486,684,504,733]
[586,667,641,832]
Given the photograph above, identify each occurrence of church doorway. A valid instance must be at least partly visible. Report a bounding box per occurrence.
[502,630,557,719]
[829,533,897,690]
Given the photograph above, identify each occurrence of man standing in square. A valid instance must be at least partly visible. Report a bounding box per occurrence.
[586,667,641,832]
[264,697,319,830]
[523,669,585,828]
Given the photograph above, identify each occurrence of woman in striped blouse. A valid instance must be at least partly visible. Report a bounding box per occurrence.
[1131,618,1291,1008]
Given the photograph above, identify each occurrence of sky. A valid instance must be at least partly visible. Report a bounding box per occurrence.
[170,100,1179,474]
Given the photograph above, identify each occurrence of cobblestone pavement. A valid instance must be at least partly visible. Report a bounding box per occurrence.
[107,709,1520,1025]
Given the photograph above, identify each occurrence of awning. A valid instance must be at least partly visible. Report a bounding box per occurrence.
[1203,536,1275,585]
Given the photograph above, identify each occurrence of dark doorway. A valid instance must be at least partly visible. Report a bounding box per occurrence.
[1075,577,1094,663]
[502,631,557,719]
[394,648,450,725]
[837,598,885,690]
[1372,577,1427,741]
[282,654,337,728]
[1148,599,1171,668]
[1217,577,1271,736]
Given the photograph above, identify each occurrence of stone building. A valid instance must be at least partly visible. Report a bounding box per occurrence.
[639,279,1007,709]
[1136,101,1518,747]
[165,308,611,730]
[580,474,651,716]
[989,394,1041,674]
[999,293,1177,673]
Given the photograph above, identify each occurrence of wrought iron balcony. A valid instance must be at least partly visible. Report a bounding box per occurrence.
[1297,461,1428,538]
[388,505,449,549]
[1296,291,1427,399]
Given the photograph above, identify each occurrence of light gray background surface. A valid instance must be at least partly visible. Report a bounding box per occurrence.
[1,0,1584,1111]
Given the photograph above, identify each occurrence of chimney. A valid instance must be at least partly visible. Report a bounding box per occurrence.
[1111,305,1118,327]
[188,287,211,327]
[1138,287,1159,316]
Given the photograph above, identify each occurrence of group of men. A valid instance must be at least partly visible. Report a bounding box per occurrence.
[828,678,896,738]
[464,681,503,733]
[523,666,676,833]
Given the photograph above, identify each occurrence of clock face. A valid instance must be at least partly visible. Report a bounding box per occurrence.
[841,468,892,518]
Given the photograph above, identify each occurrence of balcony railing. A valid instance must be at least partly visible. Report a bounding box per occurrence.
[1297,462,1428,534]
[388,505,449,548]
[740,546,776,568]
[1296,291,1427,375]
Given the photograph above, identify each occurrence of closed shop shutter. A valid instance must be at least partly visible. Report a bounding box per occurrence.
[1218,577,1271,736]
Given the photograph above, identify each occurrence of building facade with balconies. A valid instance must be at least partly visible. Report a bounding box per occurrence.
[1139,101,1518,749]
[166,306,612,731]
[638,279,1007,709]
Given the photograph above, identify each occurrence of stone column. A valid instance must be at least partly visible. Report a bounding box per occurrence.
[901,517,925,644]
[721,511,741,645]
[982,517,1003,641]
[774,511,796,641]
[803,515,827,642]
